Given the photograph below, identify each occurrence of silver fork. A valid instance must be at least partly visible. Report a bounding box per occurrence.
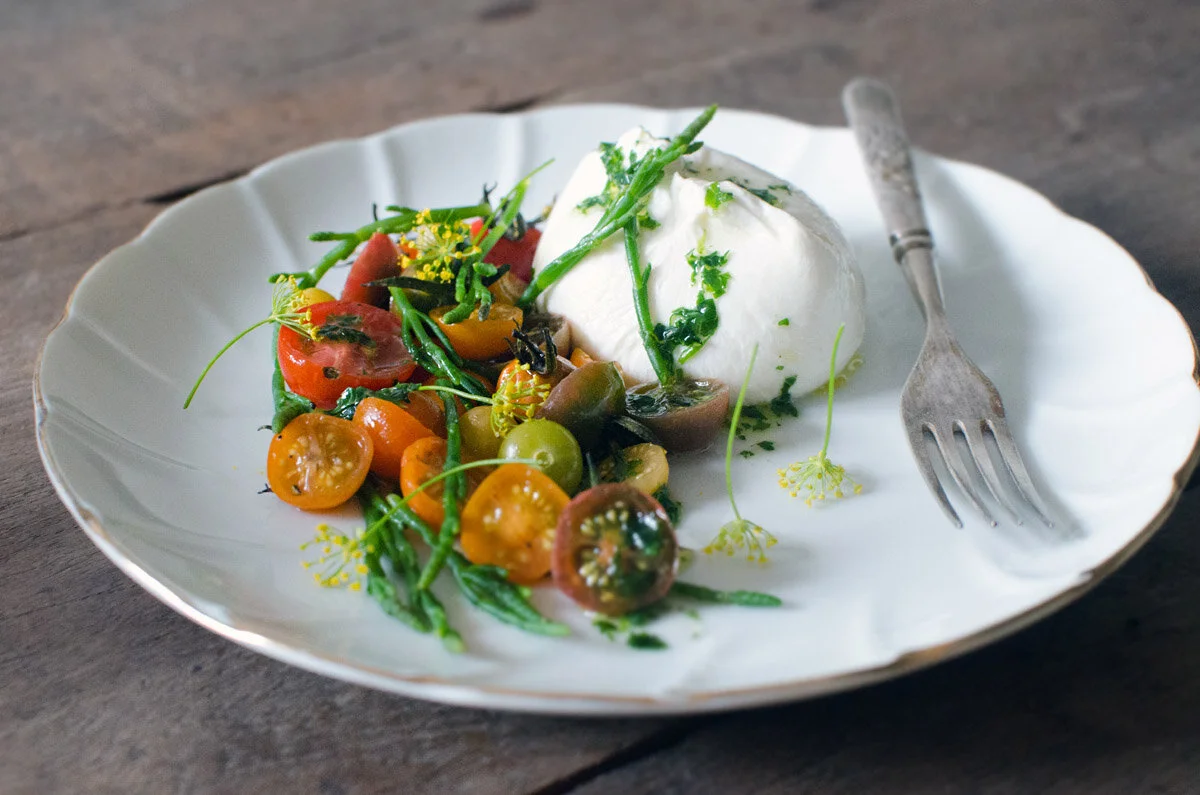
[842,77,1055,530]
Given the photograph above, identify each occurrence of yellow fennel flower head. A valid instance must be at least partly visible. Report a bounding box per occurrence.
[271,276,318,339]
[300,523,373,589]
[403,209,482,285]
[703,518,777,564]
[489,363,551,437]
[778,451,863,507]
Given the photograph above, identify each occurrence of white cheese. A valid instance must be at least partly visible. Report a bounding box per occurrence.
[534,127,865,403]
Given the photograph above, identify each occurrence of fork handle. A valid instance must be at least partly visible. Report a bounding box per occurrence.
[842,78,947,323]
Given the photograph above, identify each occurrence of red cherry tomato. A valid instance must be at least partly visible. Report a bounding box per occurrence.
[340,232,398,308]
[278,300,416,409]
[552,483,677,616]
[470,220,541,283]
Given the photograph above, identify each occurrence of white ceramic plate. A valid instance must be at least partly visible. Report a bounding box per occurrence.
[35,105,1200,715]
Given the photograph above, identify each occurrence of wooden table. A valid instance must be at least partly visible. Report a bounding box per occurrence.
[4,1,1199,791]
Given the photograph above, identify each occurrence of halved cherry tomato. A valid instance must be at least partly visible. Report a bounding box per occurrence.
[552,483,677,616]
[569,347,594,368]
[399,436,488,527]
[460,464,570,584]
[470,220,542,283]
[400,436,451,528]
[431,303,524,361]
[278,300,416,410]
[352,397,435,481]
[491,355,575,437]
[340,232,398,309]
[266,413,373,511]
[401,390,447,436]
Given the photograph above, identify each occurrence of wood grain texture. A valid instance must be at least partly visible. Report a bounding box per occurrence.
[2,0,1199,792]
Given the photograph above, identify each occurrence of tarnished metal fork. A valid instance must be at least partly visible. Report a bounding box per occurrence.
[842,77,1054,529]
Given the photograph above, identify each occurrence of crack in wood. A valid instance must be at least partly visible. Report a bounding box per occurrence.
[526,719,710,795]
[479,94,548,114]
[478,0,538,23]
[143,168,251,204]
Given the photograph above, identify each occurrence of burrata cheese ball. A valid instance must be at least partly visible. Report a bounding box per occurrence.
[534,127,864,403]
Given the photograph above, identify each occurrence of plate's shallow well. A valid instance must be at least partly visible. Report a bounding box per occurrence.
[36,105,1200,714]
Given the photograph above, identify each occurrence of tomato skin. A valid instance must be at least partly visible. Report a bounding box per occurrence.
[460,464,570,584]
[431,303,524,361]
[400,436,451,528]
[352,397,436,481]
[340,232,398,308]
[266,413,373,511]
[552,483,677,616]
[401,390,447,436]
[278,300,416,410]
[470,220,541,283]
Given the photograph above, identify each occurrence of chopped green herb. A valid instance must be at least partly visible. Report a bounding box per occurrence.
[757,441,775,451]
[705,182,734,210]
[325,383,435,420]
[654,298,719,365]
[593,618,620,640]
[653,485,683,525]
[776,364,784,371]
[627,632,668,650]
[687,249,731,298]
[739,450,754,459]
[778,317,790,327]
[637,210,660,230]
[769,375,799,419]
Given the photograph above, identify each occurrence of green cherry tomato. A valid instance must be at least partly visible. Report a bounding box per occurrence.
[460,404,503,460]
[499,419,584,493]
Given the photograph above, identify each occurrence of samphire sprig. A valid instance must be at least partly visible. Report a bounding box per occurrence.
[184,276,316,409]
[517,105,718,309]
[778,324,863,505]
[705,344,778,563]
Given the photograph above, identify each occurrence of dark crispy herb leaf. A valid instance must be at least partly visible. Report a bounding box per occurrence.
[670,581,782,607]
[327,383,422,420]
[769,375,799,418]
[316,313,375,347]
[654,297,719,364]
[627,632,668,650]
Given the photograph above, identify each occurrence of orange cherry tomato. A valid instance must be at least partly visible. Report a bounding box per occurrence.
[266,413,373,511]
[569,347,594,368]
[431,303,523,361]
[402,390,447,436]
[400,436,450,528]
[352,397,435,481]
[459,464,570,585]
